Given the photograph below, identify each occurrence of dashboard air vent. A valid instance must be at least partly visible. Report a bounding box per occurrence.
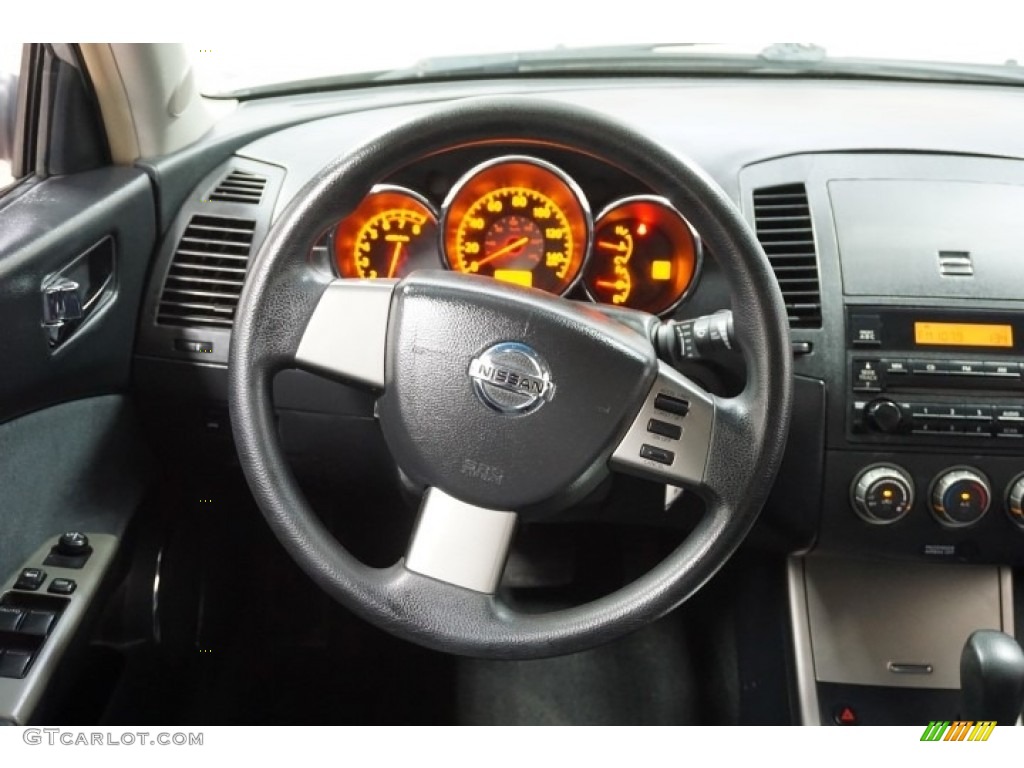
[206,169,267,205]
[752,183,822,329]
[156,215,256,329]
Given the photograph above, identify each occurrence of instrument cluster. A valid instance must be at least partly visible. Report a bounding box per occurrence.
[321,154,703,316]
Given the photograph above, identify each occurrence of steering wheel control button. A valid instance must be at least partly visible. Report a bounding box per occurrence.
[14,568,46,591]
[653,393,690,417]
[0,649,33,679]
[930,468,991,528]
[639,444,675,466]
[647,419,682,440]
[0,607,25,633]
[850,464,914,524]
[468,342,555,415]
[47,578,77,595]
[611,364,715,488]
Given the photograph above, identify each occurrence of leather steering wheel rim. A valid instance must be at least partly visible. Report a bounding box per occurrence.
[228,96,793,659]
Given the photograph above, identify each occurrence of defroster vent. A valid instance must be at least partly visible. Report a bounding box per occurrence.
[206,170,267,205]
[156,215,256,329]
[752,183,822,329]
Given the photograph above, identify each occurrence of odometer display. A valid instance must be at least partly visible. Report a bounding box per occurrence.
[442,158,590,295]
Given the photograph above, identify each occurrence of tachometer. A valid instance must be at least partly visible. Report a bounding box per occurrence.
[442,157,590,294]
[333,186,440,279]
[583,197,701,315]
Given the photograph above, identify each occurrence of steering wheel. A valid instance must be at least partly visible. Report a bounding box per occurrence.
[228,97,792,659]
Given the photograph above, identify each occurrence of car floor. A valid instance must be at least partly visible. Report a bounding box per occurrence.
[48,472,785,726]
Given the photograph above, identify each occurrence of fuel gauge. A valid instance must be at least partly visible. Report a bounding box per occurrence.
[584,197,700,315]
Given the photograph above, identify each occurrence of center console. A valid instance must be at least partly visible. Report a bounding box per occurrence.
[742,151,1024,725]
[839,306,1024,548]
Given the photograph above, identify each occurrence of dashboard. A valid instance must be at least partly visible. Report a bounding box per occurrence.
[116,74,1024,726]
[133,76,1024,566]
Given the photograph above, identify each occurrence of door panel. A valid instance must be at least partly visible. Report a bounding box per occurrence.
[0,167,157,584]
[0,168,155,423]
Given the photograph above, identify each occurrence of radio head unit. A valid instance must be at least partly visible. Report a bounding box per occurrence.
[847,307,1024,445]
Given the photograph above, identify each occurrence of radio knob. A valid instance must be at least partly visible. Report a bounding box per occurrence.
[1007,475,1024,529]
[931,468,991,528]
[851,464,915,524]
[865,398,904,433]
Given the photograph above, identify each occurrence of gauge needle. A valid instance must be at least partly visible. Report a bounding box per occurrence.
[386,240,403,278]
[474,237,530,268]
[597,240,627,252]
[596,280,625,289]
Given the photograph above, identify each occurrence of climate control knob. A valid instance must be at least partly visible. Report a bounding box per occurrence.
[1007,474,1024,529]
[865,398,904,433]
[931,468,991,528]
[851,464,915,524]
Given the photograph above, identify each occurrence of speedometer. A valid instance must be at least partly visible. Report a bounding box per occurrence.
[441,157,590,294]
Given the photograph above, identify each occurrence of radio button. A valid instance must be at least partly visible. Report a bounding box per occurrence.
[850,314,883,347]
[955,405,992,421]
[910,359,949,375]
[963,423,994,437]
[949,361,986,376]
[882,359,910,376]
[994,406,1024,422]
[913,421,959,435]
[996,423,1024,438]
[852,359,882,392]
[983,362,1022,380]
[865,399,905,433]
[911,403,956,420]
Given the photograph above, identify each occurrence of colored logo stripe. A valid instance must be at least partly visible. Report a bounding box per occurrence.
[944,722,972,741]
[919,720,995,742]
[968,722,996,741]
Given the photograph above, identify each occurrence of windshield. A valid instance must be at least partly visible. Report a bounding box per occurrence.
[191,38,1024,98]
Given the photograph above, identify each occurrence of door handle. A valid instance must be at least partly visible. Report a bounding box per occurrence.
[42,277,84,330]
[40,237,115,348]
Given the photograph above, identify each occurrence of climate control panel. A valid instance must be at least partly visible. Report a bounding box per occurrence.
[848,463,1019,532]
[850,464,914,524]
[929,468,992,528]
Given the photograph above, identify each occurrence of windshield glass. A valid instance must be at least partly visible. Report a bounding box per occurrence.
[191,35,1024,97]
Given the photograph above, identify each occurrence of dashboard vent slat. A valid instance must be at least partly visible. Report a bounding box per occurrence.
[205,170,268,205]
[752,183,822,329]
[157,215,256,329]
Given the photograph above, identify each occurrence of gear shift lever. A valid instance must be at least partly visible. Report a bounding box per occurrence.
[960,630,1024,724]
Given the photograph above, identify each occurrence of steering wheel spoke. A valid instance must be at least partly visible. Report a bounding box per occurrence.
[405,487,518,594]
[610,362,716,490]
[294,279,395,388]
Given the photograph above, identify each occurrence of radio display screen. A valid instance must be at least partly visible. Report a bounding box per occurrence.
[914,321,1014,348]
